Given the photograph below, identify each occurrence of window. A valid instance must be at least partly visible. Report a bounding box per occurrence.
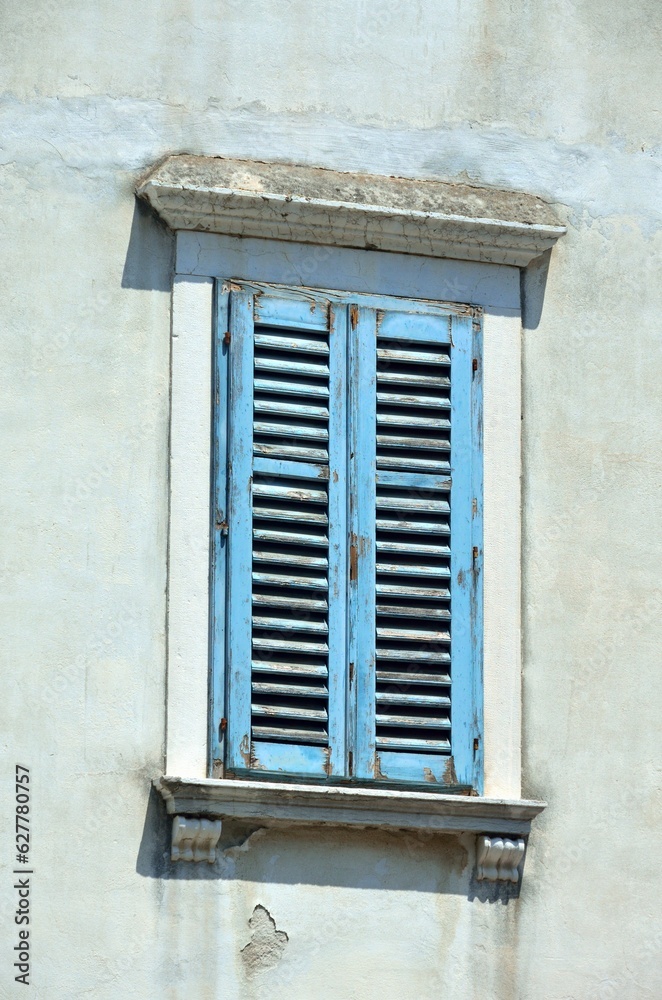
[145,154,564,842]
[210,281,483,790]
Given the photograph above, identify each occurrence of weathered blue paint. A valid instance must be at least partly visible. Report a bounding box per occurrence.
[223,288,349,778]
[254,292,329,331]
[326,303,349,777]
[252,456,328,481]
[350,305,378,781]
[376,309,451,344]
[210,282,230,768]
[225,289,255,773]
[214,281,483,790]
[376,471,451,490]
[449,313,483,791]
[367,304,480,786]
[244,741,330,776]
[471,315,484,793]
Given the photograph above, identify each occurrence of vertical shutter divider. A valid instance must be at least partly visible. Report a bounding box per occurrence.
[326,304,349,776]
[226,290,255,771]
[210,282,230,770]
[449,313,480,788]
[350,306,378,780]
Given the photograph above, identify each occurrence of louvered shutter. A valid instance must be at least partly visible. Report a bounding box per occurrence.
[225,289,348,778]
[352,306,481,788]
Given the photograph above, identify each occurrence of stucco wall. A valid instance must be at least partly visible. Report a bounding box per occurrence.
[1,2,661,997]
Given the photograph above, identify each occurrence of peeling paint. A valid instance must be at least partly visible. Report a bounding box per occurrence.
[442,755,458,785]
[223,828,267,857]
[372,753,387,780]
[239,734,252,769]
[241,905,289,978]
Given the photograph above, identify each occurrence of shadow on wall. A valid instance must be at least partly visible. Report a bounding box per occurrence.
[521,248,552,331]
[121,197,175,292]
[136,785,521,905]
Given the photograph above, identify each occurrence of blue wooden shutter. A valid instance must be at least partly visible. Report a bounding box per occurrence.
[224,288,348,778]
[353,305,482,788]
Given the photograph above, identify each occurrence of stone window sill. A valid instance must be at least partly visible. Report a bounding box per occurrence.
[154,776,545,881]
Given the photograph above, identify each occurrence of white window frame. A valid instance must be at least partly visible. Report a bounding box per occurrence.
[167,233,522,801]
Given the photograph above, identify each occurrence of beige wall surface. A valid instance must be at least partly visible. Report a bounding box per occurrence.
[1,2,661,997]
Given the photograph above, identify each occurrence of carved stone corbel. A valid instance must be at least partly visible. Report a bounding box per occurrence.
[171,815,222,863]
[476,835,525,882]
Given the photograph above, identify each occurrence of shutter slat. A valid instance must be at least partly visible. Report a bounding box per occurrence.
[377,391,450,409]
[377,413,451,429]
[253,482,327,504]
[377,517,450,535]
[376,562,451,578]
[252,726,328,744]
[254,399,329,420]
[253,681,329,698]
[253,443,329,462]
[376,670,451,685]
[376,471,451,491]
[252,660,328,678]
[376,494,450,513]
[253,703,328,721]
[254,376,330,399]
[253,549,328,569]
[377,433,451,451]
[254,356,329,378]
[376,712,451,729]
[252,636,329,655]
[375,455,451,473]
[376,582,450,598]
[252,571,328,590]
[252,593,328,612]
[376,538,450,555]
[253,506,328,526]
[376,735,451,751]
[376,647,450,663]
[377,347,450,366]
[377,626,450,641]
[254,332,329,355]
[253,616,328,634]
[376,691,451,707]
[377,370,450,388]
[254,528,328,547]
[376,603,450,620]
[254,420,329,441]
